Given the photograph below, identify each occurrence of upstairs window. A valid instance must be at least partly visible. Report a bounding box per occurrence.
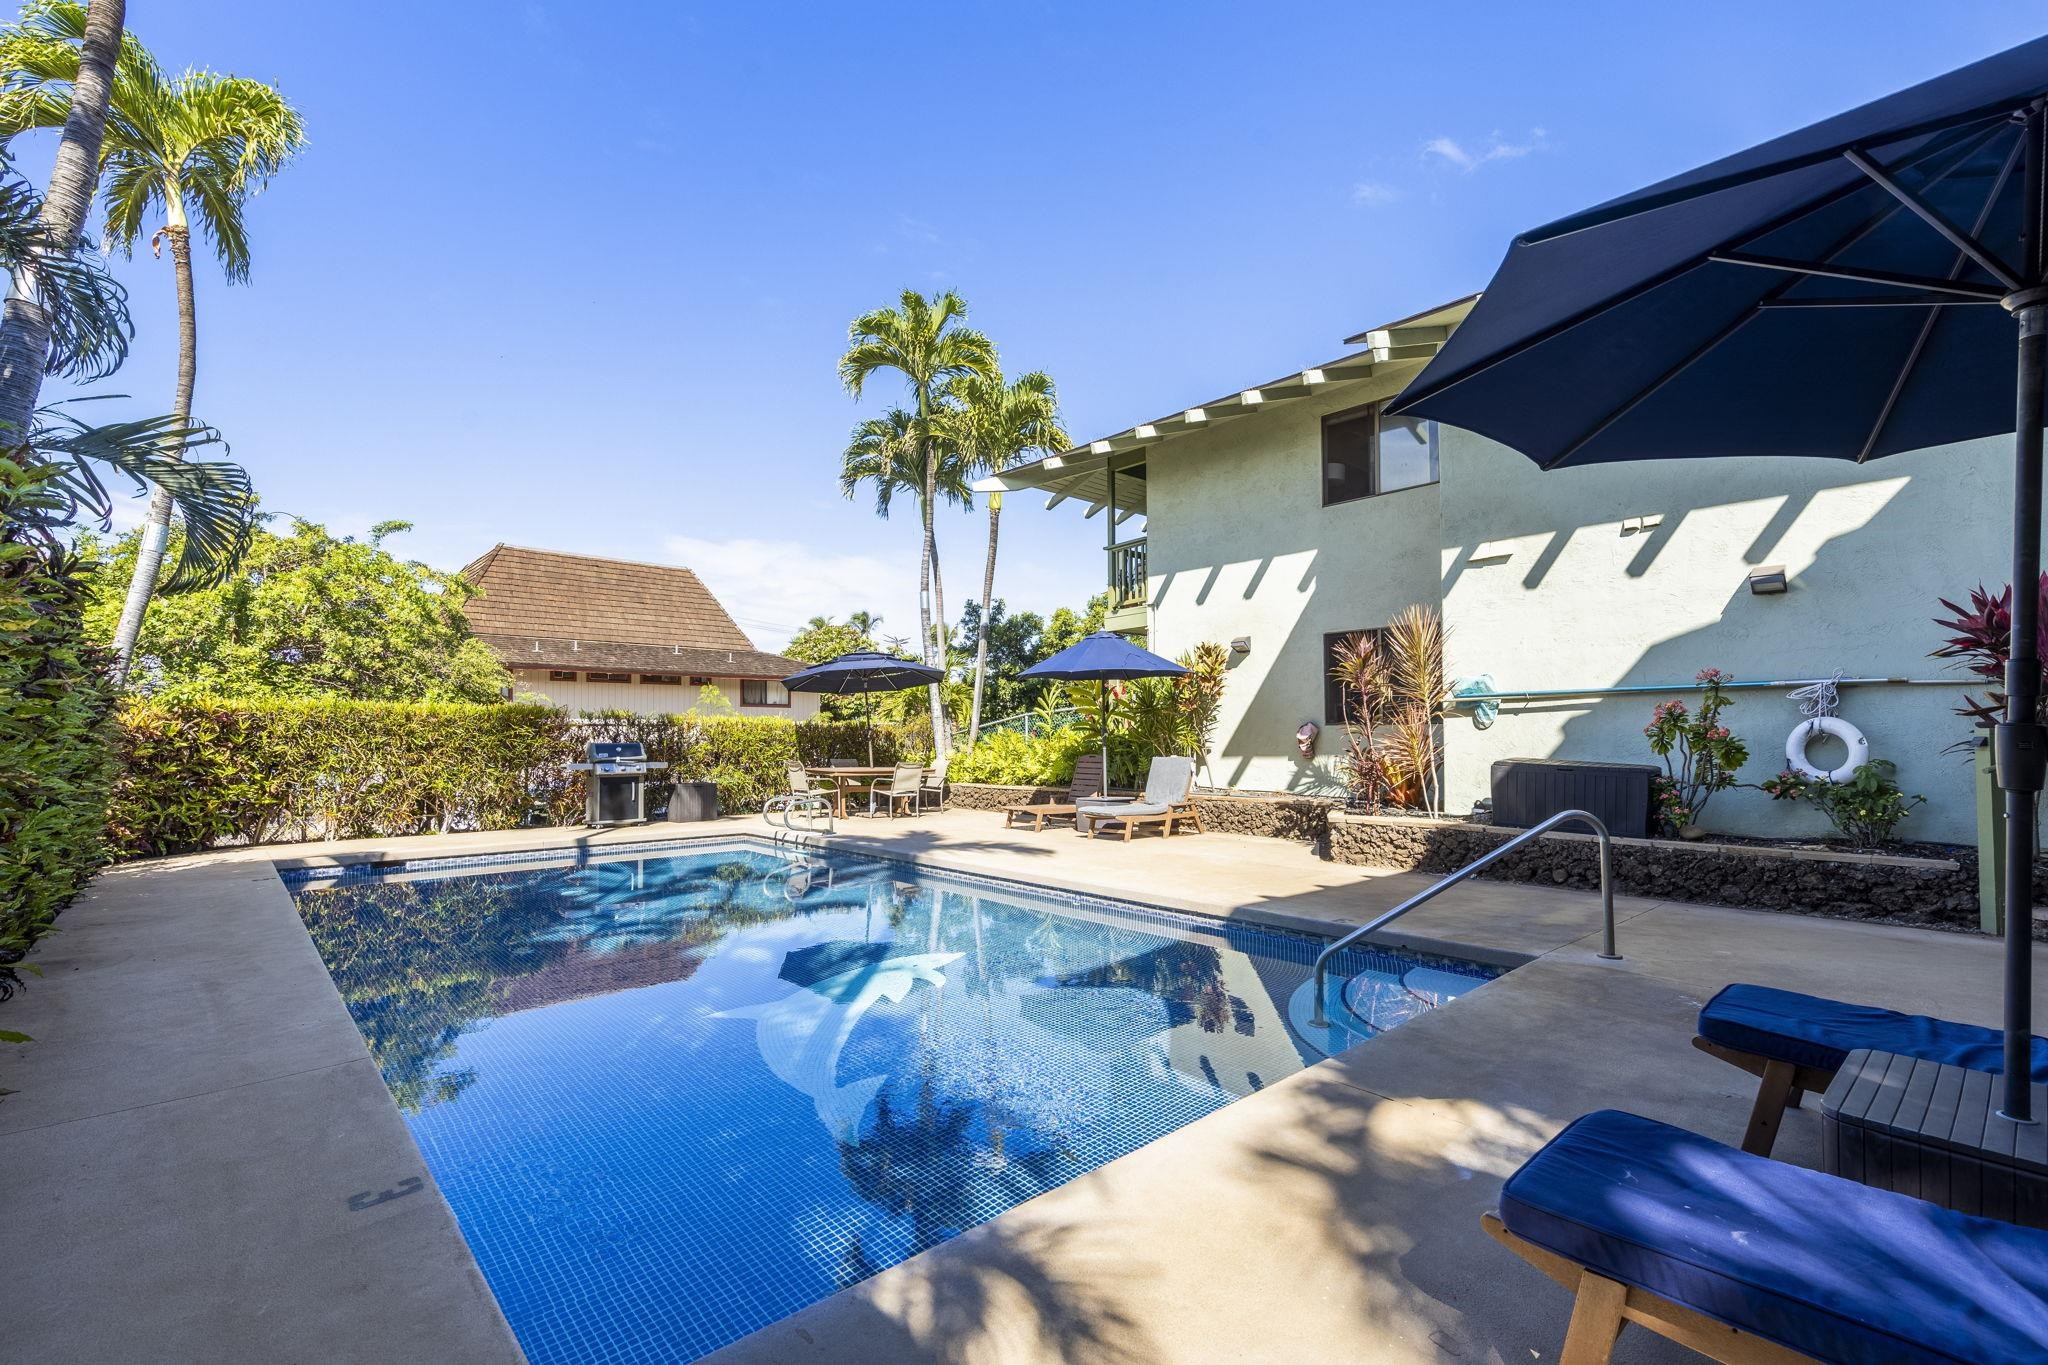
[741,679,790,707]
[689,675,713,686]
[640,673,682,686]
[1322,403,1439,506]
[586,671,632,683]
[547,669,577,682]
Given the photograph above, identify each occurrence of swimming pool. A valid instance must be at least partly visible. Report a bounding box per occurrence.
[290,840,1499,1364]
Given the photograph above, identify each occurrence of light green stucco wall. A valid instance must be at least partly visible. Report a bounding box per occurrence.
[1138,371,2007,843]
[1146,365,1441,794]
[1436,427,2002,844]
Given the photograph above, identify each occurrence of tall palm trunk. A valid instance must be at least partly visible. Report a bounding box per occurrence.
[915,394,949,755]
[107,200,194,682]
[0,0,123,440]
[966,494,1000,746]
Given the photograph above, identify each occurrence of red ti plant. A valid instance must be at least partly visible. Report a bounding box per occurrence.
[1931,575,2048,725]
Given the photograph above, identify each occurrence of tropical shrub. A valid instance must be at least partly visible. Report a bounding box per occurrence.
[1644,668,1750,833]
[1328,607,1450,812]
[1761,760,1925,848]
[1932,576,2048,726]
[108,700,929,855]
[0,458,119,998]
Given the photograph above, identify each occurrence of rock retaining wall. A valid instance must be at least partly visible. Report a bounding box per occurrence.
[1327,812,2040,937]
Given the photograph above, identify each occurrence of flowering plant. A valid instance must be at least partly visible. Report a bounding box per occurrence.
[1761,759,1922,848]
[1643,668,1749,834]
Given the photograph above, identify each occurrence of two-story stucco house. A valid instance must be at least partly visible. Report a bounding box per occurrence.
[985,297,2006,843]
[461,545,820,720]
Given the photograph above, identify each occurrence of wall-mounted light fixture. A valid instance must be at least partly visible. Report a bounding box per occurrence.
[1747,565,1789,595]
[1230,636,1251,655]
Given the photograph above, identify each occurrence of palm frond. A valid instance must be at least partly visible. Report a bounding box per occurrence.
[0,155,132,379]
[33,405,254,591]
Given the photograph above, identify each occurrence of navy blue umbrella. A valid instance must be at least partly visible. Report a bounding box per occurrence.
[1020,632,1187,784]
[784,650,942,765]
[1390,35,2048,1119]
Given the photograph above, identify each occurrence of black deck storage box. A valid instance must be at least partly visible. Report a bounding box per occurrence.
[664,782,719,823]
[1489,758,1659,838]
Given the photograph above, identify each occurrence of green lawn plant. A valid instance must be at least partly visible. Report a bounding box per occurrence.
[1760,759,1924,849]
[1645,668,1750,835]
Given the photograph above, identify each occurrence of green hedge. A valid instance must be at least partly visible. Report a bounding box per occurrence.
[108,700,928,856]
[0,460,119,996]
[948,724,1152,789]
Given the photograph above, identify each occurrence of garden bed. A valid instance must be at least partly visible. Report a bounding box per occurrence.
[1328,811,2044,938]
[947,782,1339,843]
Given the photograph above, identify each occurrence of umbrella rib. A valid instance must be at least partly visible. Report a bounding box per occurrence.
[1523,109,2018,244]
[1543,137,1991,470]
[1708,252,2005,298]
[1843,145,2024,290]
[1391,122,2006,415]
[1857,125,2028,463]
[1756,292,1999,307]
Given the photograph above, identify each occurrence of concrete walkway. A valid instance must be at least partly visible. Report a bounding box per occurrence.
[5,811,2041,1363]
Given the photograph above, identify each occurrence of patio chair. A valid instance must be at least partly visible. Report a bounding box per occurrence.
[1076,756,1203,841]
[1483,1108,2048,1364]
[918,763,948,813]
[1000,754,1106,831]
[1693,983,2048,1156]
[763,763,832,831]
[868,763,926,818]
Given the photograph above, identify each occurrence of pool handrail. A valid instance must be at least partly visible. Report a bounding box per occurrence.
[1308,808,1620,1029]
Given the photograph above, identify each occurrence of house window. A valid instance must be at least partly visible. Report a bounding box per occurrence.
[640,673,682,686]
[1322,403,1439,506]
[689,676,713,686]
[586,671,632,683]
[1323,629,1381,726]
[548,669,577,682]
[741,678,790,707]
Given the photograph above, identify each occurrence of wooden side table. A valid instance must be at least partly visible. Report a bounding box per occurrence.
[1821,1048,2048,1228]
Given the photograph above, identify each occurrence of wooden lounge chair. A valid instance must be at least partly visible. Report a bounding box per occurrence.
[1693,983,2048,1156]
[1076,756,1203,841]
[1001,754,1106,831]
[1485,1108,2048,1364]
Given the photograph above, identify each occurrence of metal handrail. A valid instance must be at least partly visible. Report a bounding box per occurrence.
[1308,808,1620,1028]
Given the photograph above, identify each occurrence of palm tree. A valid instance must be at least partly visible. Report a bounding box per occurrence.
[839,290,995,753]
[0,0,123,438]
[939,368,1067,746]
[0,1,307,680]
[839,407,974,654]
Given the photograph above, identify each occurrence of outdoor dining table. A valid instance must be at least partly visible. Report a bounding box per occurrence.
[804,766,897,818]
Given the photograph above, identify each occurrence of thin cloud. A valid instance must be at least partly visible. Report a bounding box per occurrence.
[664,533,916,652]
[1424,128,1548,172]
[1351,180,1403,206]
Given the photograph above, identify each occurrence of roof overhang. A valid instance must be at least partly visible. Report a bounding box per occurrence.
[979,294,1479,516]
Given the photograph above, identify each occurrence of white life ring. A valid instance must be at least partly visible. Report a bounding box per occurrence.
[1785,715,1869,782]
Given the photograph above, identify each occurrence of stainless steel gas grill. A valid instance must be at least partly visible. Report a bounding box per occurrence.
[568,740,669,827]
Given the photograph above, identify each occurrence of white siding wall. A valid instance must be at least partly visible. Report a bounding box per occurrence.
[1140,373,2004,842]
[508,671,822,720]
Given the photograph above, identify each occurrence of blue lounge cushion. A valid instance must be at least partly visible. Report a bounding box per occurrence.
[1698,982,2048,1078]
[1500,1109,2048,1364]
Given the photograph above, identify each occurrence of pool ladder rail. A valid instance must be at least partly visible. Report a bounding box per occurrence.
[1308,808,1621,1031]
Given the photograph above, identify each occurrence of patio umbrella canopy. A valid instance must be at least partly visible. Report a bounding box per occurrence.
[1019,631,1187,786]
[1389,34,2048,1120]
[782,650,943,765]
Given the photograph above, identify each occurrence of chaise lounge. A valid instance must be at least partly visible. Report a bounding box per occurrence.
[1000,754,1108,831]
[1485,1108,2048,1364]
[1075,756,1203,841]
[1693,983,2048,1156]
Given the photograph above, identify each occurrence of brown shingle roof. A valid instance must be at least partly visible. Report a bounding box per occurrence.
[461,544,770,659]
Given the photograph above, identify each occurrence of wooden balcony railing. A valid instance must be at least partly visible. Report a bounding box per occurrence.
[1109,537,1147,608]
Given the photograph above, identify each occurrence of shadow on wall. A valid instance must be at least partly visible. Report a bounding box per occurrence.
[1454,454,1992,843]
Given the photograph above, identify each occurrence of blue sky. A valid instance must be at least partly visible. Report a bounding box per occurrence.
[39,1,2046,653]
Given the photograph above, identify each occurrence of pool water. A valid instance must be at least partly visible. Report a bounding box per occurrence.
[291,841,1498,1364]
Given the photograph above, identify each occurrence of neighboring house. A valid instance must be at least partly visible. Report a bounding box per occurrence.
[985,297,2005,843]
[460,545,819,720]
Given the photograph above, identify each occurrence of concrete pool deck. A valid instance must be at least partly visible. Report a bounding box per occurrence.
[6,810,2042,1363]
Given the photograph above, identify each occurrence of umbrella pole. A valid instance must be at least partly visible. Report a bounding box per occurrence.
[1101,681,1111,790]
[865,692,875,767]
[1999,104,2048,1123]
